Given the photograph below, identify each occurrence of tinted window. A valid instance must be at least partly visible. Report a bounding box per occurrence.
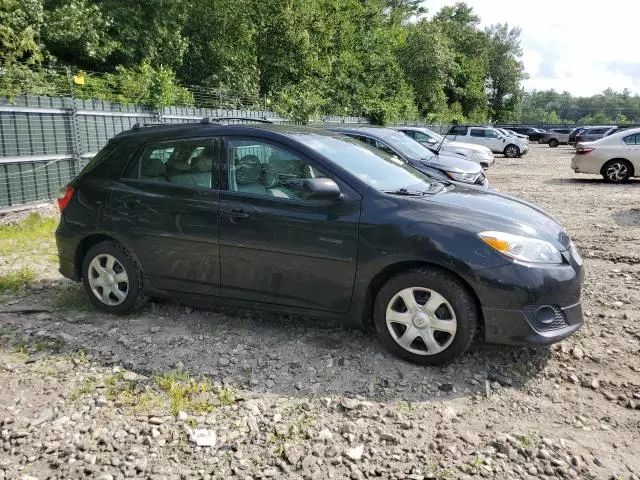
[449,126,468,135]
[373,129,434,159]
[136,139,217,188]
[413,131,434,142]
[588,128,609,135]
[228,138,329,201]
[470,128,485,137]
[486,129,499,138]
[623,133,640,145]
[289,134,439,192]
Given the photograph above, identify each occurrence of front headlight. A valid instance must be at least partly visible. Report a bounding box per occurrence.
[479,231,563,264]
[446,171,479,183]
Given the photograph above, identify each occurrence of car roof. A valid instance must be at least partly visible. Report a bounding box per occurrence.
[112,122,346,144]
[327,126,398,138]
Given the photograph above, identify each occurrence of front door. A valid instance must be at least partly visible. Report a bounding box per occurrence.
[109,137,222,295]
[218,137,360,313]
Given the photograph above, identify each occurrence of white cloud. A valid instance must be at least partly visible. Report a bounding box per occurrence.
[422,0,640,95]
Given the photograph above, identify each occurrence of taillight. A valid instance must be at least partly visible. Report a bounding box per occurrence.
[57,185,75,211]
[576,147,594,155]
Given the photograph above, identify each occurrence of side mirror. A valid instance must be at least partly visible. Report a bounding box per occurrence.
[426,138,438,145]
[302,178,342,201]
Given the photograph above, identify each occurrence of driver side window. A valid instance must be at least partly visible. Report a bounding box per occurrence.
[228,139,328,201]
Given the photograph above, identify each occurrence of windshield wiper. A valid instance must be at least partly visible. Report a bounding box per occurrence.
[382,188,426,196]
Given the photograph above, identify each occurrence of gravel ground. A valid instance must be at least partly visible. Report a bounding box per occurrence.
[0,143,639,480]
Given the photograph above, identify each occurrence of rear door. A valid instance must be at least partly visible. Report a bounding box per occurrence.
[109,137,222,295]
[218,136,361,313]
[448,125,469,142]
[469,128,488,148]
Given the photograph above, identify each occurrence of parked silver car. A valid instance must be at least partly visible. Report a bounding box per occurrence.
[541,128,572,148]
[574,126,617,144]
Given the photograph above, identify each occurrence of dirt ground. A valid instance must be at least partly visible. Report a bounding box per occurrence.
[0,143,639,480]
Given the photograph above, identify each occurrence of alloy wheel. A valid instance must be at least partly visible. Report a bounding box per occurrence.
[385,287,457,356]
[87,254,129,306]
[605,162,629,182]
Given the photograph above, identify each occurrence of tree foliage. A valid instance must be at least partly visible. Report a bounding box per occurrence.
[520,88,640,125]
[0,0,530,123]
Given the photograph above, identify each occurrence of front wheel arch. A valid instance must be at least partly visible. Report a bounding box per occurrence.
[362,260,484,332]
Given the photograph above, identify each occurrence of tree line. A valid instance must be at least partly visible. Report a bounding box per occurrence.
[519,88,640,126]
[1,0,529,123]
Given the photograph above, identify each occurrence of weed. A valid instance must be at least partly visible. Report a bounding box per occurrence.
[34,339,62,353]
[0,267,35,292]
[154,369,217,414]
[70,378,97,400]
[218,386,235,406]
[274,443,285,459]
[13,340,27,354]
[520,434,532,449]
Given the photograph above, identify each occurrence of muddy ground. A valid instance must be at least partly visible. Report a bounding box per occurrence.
[0,143,639,480]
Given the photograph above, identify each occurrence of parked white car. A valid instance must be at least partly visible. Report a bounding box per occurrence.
[497,128,530,143]
[571,127,640,183]
[394,126,495,168]
[448,125,529,158]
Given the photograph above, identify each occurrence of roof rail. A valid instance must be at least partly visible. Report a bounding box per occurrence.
[202,116,274,124]
[131,122,167,130]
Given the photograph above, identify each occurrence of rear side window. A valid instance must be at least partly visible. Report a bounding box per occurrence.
[588,128,609,135]
[130,139,220,189]
[470,128,485,137]
[623,133,640,145]
[449,126,468,135]
[78,142,129,178]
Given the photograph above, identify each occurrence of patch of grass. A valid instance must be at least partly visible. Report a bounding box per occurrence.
[153,369,219,414]
[13,339,27,354]
[70,377,97,400]
[54,284,91,311]
[218,386,235,406]
[34,339,62,353]
[0,267,36,292]
[0,213,58,257]
[520,433,532,449]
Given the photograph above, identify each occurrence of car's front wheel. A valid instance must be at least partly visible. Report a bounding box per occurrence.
[81,241,147,315]
[503,144,520,158]
[602,159,633,183]
[373,268,478,365]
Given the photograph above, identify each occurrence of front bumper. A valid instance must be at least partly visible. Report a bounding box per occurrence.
[467,256,584,346]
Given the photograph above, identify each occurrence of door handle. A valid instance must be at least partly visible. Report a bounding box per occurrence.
[221,208,250,220]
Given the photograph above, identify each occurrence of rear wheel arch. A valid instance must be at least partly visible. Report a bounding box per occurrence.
[75,234,141,280]
[361,260,484,332]
[600,158,634,177]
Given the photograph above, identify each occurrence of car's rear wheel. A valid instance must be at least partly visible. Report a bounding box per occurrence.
[503,144,520,158]
[373,268,478,365]
[81,241,147,315]
[548,138,559,148]
[602,159,633,183]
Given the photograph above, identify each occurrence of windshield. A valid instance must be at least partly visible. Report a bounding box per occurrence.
[420,128,445,143]
[291,133,440,192]
[374,129,435,160]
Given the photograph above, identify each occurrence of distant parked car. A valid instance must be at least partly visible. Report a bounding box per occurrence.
[572,127,640,182]
[328,126,488,187]
[574,126,617,145]
[495,128,530,143]
[542,128,572,148]
[447,125,529,158]
[568,127,588,145]
[503,126,547,142]
[394,126,495,169]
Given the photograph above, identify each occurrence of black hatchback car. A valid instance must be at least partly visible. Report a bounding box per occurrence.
[56,122,584,365]
[327,126,488,187]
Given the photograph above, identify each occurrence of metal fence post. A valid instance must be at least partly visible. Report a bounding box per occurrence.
[66,68,82,176]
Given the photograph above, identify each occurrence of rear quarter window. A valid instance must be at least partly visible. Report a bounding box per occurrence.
[77,141,132,178]
[449,126,468,135]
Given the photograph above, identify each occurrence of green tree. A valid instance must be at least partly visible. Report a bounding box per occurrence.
[0,0,43,64]
[486,23,526,122]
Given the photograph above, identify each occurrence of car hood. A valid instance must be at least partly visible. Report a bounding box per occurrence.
[406,186,571,250]
[416,153,483,174]
[445,141,491,154]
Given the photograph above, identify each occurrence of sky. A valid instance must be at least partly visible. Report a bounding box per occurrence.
[422,0,640,96]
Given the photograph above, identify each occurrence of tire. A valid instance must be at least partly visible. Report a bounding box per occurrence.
[373,268,478,365]
[81,241,147,315]
[602,159,633,183]
[503,144,520,158]
[548,138,559,148]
